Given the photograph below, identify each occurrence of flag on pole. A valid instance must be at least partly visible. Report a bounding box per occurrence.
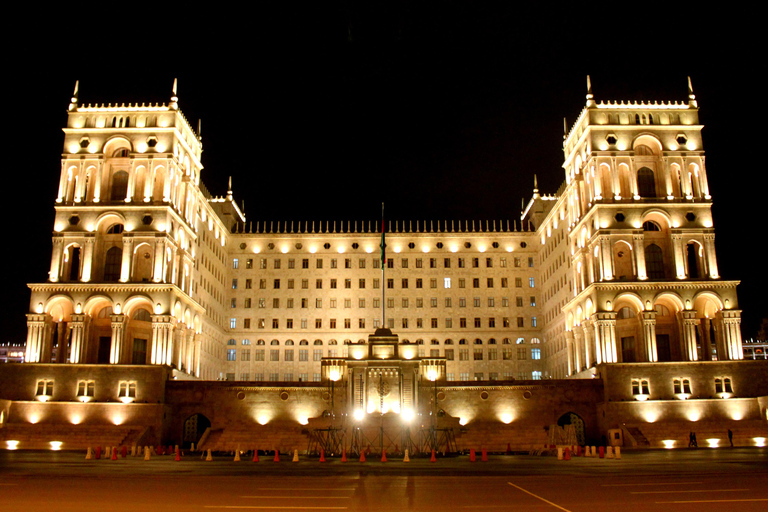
[380,203,386,267]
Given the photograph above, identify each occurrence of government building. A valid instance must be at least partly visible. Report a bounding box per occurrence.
[1,79,766,455]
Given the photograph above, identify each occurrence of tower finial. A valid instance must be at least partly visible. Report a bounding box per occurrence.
[563,117,567,138]
[170,78,179,110]
[68,80,79,111]
[586,75,595,107]
[532,174,540,199]
[687,76,697,107]
[227,176,233,200]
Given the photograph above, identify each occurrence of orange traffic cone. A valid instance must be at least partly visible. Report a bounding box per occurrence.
[381,450,387,463]
[481,448,488,462]
[253,450,259,462]
[320,449,326,462]
[564,448,571,460]
[359,451,366,463]
[341,448,347,462]
[273,450,280,462]
[175,447,181,461]
[430,449,437,462]
[121,446,128,458]
[470,448,476,462]
[506,443,512,455]
[111,447,118,460]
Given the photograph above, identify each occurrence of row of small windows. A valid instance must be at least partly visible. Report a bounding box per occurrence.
[232,295,536,309]
[35,380,136,400]
[233,277,536,290]
[233,256,535,270]
[227,371,542,382]
[227,337,541,346]
[230,316,538,330]
[226,346,541,362]
[631,377,733,397]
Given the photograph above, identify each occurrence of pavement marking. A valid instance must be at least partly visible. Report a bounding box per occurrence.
[240,497,351,499]
[250,488,355,492]
[602,482,703,487]
[655,499,768,504]
[632,489,749,494]
[205,507,348,510]
[507,482,572,512]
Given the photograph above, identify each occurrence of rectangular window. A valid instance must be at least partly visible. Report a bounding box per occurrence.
[273,279,280,289]
[316,279,322,289]
[430,297,438,308]
[445,349,454,361]
[444,258,451,268]
[344,319,351,329]
[503,317,510,328]
[373,258,380,269]
[387,279,394,289]
[330,299,337,308]
[359,318,365,329]
[245,279,252,290]
[258,319,265,329]
[359,279,365,289]
[302,259,309,269]
[344,298,351,308]
[255,349,265,361]
[316,259,323,269]
[402,278,408,288]
[488,298,495,307]
[286,319,293,329]
[444,277,451,289]
[241,349,251,361]
[500,257,506,268]
[288,279,294,289]
[243,319,251,329]
[488,349,497,360]
[373,298,380,309]
[459,349,469,361]
[230,318,237,329]
[416,258,423,268]
[315,319,322,328]
[331,279,337,289]
[473,297,481,307]
[528,257,534,268]
[445,297,452,308]
[331,259,337,269]
[260,258,267,269]
[246,258,253,269]
[402,298,409,308]
[259,298,266,308]
[530,296,536,307]
[313,349,323,361]
[227,349,236,361]
[502,297,509,307]
[487,278,494,288]
[431,318,438,328]
[488,318,496,328]
[430,258,436,268]
[486,257,492,268]
[517,317,524,327]
[532,347,541,360]
[416,278,423,289]
[273,298,280,308]
[359,298,365,308]
[345,279,352,289]
[503,348,513,360]
[430,278,437,289]
[417,318,423,328]
[460,318,467,328]
[270,349,279,361]
[301,319,307,329]
[260,279,267,290]
[459,298,466,308]
[232,279,238,289]
[402,258,408,268]
[300,298,307,308]
[359,259,366,269]
[473,278,480,288]
[474,349,483,360]
[529,277,535,288]
[302,279,308,289]
[445,318,452,328]
[515,278,522,288]
[416,298,424,308]
[288,259,294,269]
[474,318,481,328]
[299,349,308,361]
[402,318,408,328]
[373,279,380,289]
[458,258,465,268]
[287,298,294,308]
[516,297,523,307]
[274,259,281,269]
[285,349,294,361]
[231,298,237,308]
[472,258,479,268]
[346,258,352,269]
[272,319,279,328]
[517,347,527,360]
[387,298,395,308]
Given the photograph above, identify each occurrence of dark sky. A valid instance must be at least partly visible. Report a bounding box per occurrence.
[3,6,765,341]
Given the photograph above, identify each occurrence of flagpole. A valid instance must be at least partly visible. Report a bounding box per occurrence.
[380,202,385,330]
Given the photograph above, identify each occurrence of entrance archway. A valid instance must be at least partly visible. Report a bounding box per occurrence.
[183,414,211,449]
[557,412,586,446]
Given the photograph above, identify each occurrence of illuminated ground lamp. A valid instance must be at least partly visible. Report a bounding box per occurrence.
[753,437,766,447]
[402,408,415,423]
[6,440,19,450]
[49,441,63,451]
[706,438,720,448]
[662,440,676,449]
[353,409,365,421]
[500,413,513,424]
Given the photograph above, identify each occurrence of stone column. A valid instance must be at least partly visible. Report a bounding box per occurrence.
[109,314,126,364]
[633,233,646,280]
[671,233,685,279]
[699,156,711,199]
[56,161,67,202]
[629,157,639,198]
[662,156,673,198]
[93,161,102,203]
[593,164,602,199]
[640,311,658,362]
[153,236,165,282]
[81,235,95,282]
[120,236,134,282]
[69,314,86,363]
[25,314,50,363]
[151,315,174,365]
[593,312,617,363]
[703,233,719,278]
[565,331,575,376]
[680,311,699,361]
[49,236,64,282]
[719,310,743,361]
[600,236,613,281]
[573,328,584,372]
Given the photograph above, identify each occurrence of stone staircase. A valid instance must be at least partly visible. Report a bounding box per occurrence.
[0,423,141,450]
[197,423,309,454]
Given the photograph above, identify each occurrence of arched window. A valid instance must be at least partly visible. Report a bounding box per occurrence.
[285,339,294,346]
[299,339,308,346]
[270,339,279,345]
[431,339,439,345]
[617,307,636,319]
[313,339,323,346]
[328,339,338,346]
[488,338,497,345]
[459,338,467,345]
[637,167,656,197]
[645,244,664,279]
[642,221,661,232]
[104,246,122,281]
[474,338,483,345]
[444,339,453,345]
[106,223,124,234]
[133,309,152,322]
[257,339,265,345]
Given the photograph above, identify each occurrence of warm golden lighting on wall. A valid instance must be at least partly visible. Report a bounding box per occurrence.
[500,413,513,424]
[28,413,40,424]
[662,440,676,449]
[50,441,63,451]
[256,414,271,425]
[450,245,458,253]
[6,440,19,450]
[422,246,430,253]
[337,247,345,254]
[642,410,658,423]
[402,408,415,422]
[280,246,289,254]
[308,247,316,254]
[478,245,486,253]
[354,409,365,421]
[297,416,308,425]
[112,414,124,425]
[393,247,401,253]
[459,417,469,426]
[365,247,373,254]
[754,437,766,447]
[686,409,701,422]
[706,438,719,448]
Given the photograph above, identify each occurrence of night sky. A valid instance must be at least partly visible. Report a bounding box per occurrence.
[3,6,765,342]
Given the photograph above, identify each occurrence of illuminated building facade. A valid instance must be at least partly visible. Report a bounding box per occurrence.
[4,80,765,453]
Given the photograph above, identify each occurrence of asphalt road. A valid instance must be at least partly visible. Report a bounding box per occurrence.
[1,449,767,511]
